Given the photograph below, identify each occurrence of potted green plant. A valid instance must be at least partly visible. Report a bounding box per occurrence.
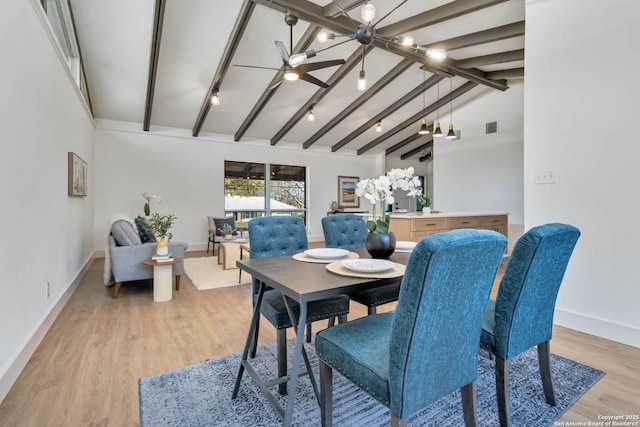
[149,213,177,256]
[221,223,235,239]
[417,192,432,215]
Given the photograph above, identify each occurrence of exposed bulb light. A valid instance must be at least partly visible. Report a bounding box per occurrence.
[361,3,376,24]
[433,122,443,137]
[375,121,382,133]
[210,92,220,105]
[316,31,335,43]
[357,69,366,91]
[418,118,429,135]
[307,109,315,122]
[425,48,447,62]
[401,35,414,47]
[284,70,299,81]
[289,50,316,67]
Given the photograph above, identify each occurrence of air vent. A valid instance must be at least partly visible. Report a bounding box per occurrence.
[486,121,498,134]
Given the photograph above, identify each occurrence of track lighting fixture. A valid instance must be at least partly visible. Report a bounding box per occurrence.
[375,120,382,132]
[210,91,220,105]
[307,108,315,121]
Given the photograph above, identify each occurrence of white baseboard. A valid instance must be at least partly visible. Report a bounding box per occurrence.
[0,254,95,404]
[554,308,640,349]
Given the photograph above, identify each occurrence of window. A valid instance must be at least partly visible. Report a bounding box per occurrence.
[38,0,91,108]
[224,161,307,227]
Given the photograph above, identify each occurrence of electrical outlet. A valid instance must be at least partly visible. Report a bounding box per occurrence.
[534,169,557,184]
[46,282,50,298]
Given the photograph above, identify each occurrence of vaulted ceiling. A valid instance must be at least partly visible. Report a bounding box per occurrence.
[70,0,524,160]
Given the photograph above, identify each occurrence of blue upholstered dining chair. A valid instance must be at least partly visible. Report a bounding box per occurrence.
[316,229,508,427]
[321,214,401,315]
[480,223,580,427]
[247,216,350,395]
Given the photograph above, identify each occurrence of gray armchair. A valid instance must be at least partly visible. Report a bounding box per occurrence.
[108,220,188,298]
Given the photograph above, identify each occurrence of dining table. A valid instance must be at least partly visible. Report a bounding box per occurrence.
[231,247,411,427]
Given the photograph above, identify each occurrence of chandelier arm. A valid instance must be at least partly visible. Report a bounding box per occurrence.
[312,36,354,55]
[371,0,409,29]
[330,0,360,31]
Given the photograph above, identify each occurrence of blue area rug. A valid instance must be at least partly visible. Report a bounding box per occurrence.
[139,339,604,426]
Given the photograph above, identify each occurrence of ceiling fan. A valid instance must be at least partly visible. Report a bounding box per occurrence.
[234,13,345,89]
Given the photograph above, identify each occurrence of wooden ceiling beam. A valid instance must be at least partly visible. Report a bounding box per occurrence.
[357,81,478,155]
[431,21,525,51]
[143,0,166,131]
[332,73,445,152]
[385,131,430,156]
[192,0,255,137]
[303,58,414,149]
[486,67,524,80]
[377,0,508,36]
[401,141,433,160]
[456,49,524,69]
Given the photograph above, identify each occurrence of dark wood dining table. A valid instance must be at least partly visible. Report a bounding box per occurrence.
[232,248,410,427]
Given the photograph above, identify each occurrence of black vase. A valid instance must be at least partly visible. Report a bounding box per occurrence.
[365,232,396,259]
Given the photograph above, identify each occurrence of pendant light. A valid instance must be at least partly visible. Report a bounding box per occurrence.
[210,91,220,105]
[307,108,315,121]
[357,47,366,91]
[418,68,430,135]
[446,77,456,139]
[433,73,443,137]
[375,121,382,132]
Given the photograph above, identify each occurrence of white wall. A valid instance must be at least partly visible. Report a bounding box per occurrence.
[433,81,525,247]
[93,122,382,248]
[0,0,95,401]
[525,0,640,347]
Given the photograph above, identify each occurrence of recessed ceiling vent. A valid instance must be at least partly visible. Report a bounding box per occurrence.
[486,121,498,134]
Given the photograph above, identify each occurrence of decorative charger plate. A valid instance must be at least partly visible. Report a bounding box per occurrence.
[340,258,395,273]
[304,248,350,259]
[326,261,405,278]
[395,241,417,252]
[293,252,359,264]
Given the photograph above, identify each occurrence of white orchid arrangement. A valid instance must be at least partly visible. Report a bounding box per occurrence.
[355,167,422,233]
[142,192,162,216]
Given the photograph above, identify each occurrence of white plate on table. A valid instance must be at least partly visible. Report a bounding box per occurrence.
[395,241,417,251]
[304,248,350,259]
[340,259,395,273]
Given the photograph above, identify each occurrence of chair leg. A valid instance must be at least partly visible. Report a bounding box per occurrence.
[320,360,333,427]
[277,328,288,395]
[175,275,181,291]
[368,306,377,315]
[538,340,557,406]
[461,381,479,427]
[337,314,348,324]
[249,315,260,359]
[495,357,512,427]
[207,239,210,254]
[306,323,312,343]
[327,317,336,327]
[112,282,122,299]
[391,415,408,427]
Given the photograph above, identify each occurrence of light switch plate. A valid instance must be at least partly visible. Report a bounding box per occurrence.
[534,169,557,184]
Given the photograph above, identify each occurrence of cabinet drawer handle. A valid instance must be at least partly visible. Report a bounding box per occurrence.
[461,221,470,224]
[491,219,499,223]
[426,223,437,226]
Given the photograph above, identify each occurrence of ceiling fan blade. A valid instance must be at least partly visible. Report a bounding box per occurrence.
[269,79,284,90]
[275,41,290,65]
[298,73,329,88]
[297,59,346,73]
[233,64,281,71]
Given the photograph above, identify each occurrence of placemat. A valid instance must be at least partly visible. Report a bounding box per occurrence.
[292,252,359,264]
[326,261,405,278]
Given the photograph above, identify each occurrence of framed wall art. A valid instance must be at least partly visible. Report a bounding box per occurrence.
[68,152,87,197]
[337,176,359,208]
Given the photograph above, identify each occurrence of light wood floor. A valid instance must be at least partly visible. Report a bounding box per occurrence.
[0,250,638,426]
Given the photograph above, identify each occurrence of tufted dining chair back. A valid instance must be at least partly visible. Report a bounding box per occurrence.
[480,223,580,427]
[321,214,367,249]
